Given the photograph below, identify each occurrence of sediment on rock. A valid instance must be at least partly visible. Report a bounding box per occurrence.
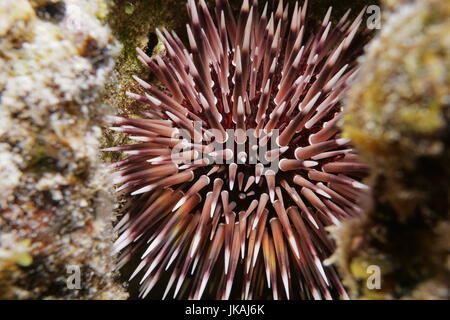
[0,0,127,299]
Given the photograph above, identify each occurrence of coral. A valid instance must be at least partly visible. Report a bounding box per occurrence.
[334,0,450,299]
[0,0,127,299]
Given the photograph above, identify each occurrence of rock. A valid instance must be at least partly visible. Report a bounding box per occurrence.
[334,0,449,299]
[0,0,127,299]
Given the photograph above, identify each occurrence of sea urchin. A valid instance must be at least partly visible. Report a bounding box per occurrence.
[107,0,371,299]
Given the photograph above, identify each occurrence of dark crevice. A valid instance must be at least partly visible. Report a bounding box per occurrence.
[145,32,159,57]
[35,1,66,23]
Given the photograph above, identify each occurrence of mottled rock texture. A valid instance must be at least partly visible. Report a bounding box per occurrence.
[333,0,449,299]
[0,0,127,299]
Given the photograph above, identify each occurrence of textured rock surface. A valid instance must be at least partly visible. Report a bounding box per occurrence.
[334,0,449,299]
[0,0,127,299]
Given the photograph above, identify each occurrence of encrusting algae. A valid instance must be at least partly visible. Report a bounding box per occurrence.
[0,0,127,299]
[332,0,450,299]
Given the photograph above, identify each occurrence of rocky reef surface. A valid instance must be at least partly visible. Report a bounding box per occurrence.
[333,0,450,299]
[0,0,127,299]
